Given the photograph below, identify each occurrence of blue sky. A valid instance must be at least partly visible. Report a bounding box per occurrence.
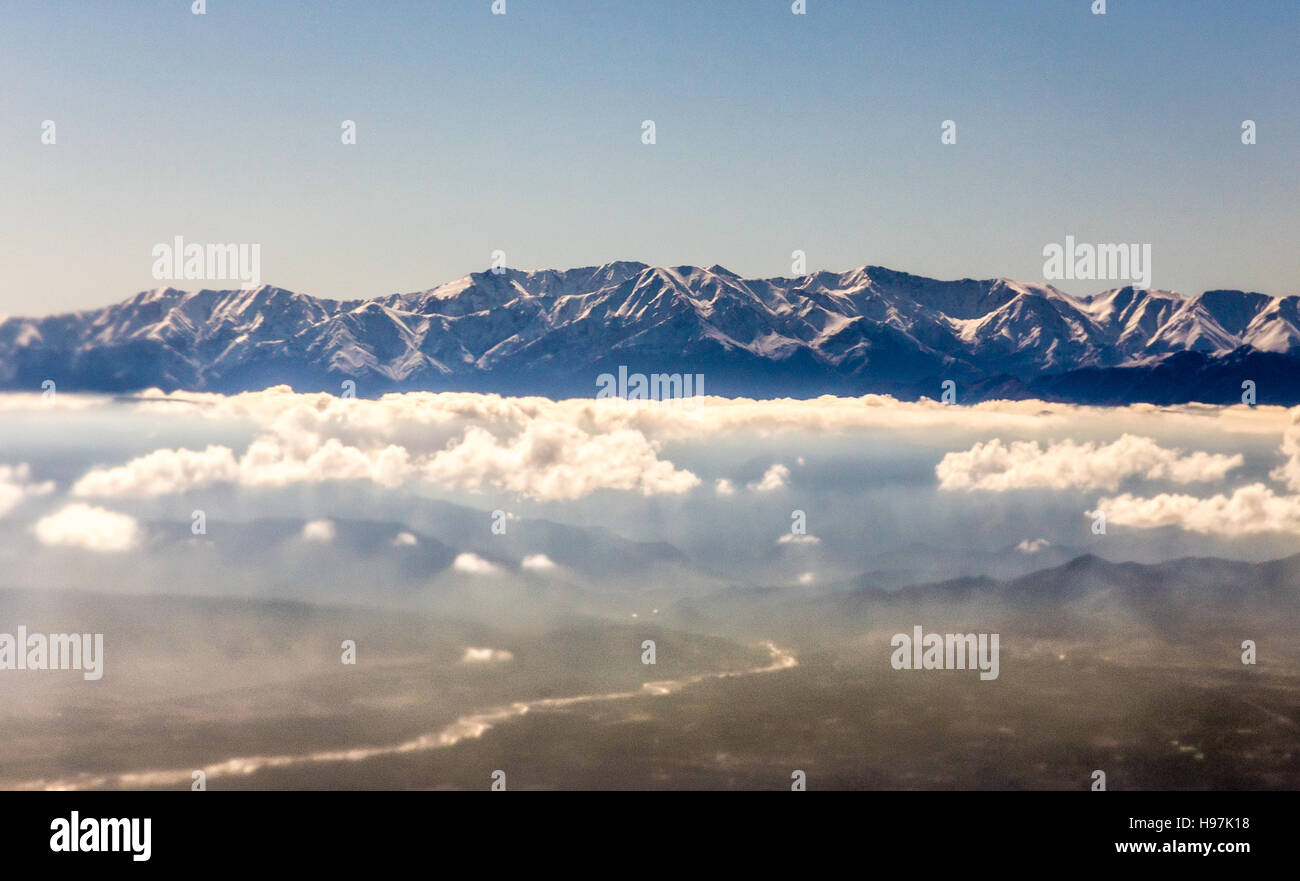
[0,0,1295,314]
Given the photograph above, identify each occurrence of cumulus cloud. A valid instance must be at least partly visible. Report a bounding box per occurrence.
[750,463,790,492]
[936,434,1242,492]
[301,520,336,542]
[69,392,699,502]
[453,552,500,575]
[420,422,697,500]
[521,553,556,570]
[33,503,140,551]
[461,647,514,664]
[1098,483,1300,536]
[1269,417,1300,492]
[392,531,418,547]
[1016,538,1050,553]
[72,446,239,497]
[73,440,411,497]
[0,464,54,517]
[1087,414,1300,536]
[714,478,735,496]
[45,389,1296,506]
[778,533,820,545]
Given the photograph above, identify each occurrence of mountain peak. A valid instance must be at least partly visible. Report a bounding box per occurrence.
[3,263,1298,402]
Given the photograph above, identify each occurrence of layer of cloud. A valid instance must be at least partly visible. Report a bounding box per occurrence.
[33,503,140,551]
[778,533,820,545]
[7,387,1293,438]
[937,434,1242,492]
[22,389,1297,514]
[1016,538,1050,553]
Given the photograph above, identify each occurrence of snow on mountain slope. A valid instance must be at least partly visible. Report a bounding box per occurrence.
[0,265,1295,402]
[1243,297,1300,353]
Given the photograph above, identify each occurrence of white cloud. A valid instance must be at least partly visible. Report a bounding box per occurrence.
[461,647,514,664]
[0,464,54,517]
[1098,483,1300,536]
[453,552,499,575]
[937,434,1242,492]
[69,393,699,502]
[521,553,556,570]
[33,503,140,552]
[750,463,790,492]
[797,572,815,584]
[301,520,336,542]
[0,392,109,413]
[47,390,1296,506]
[1269,417,1300,491]
[1016,538,1050,553]
[714,478,735,496]
[73,440,411,497]
[392,531,418,547]
[419,422,698,500]
[778,533,820,545]
[72,446,238,497]
[7,387,1294,437]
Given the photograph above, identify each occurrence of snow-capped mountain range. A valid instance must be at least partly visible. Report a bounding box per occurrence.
[2,262,1298,403]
